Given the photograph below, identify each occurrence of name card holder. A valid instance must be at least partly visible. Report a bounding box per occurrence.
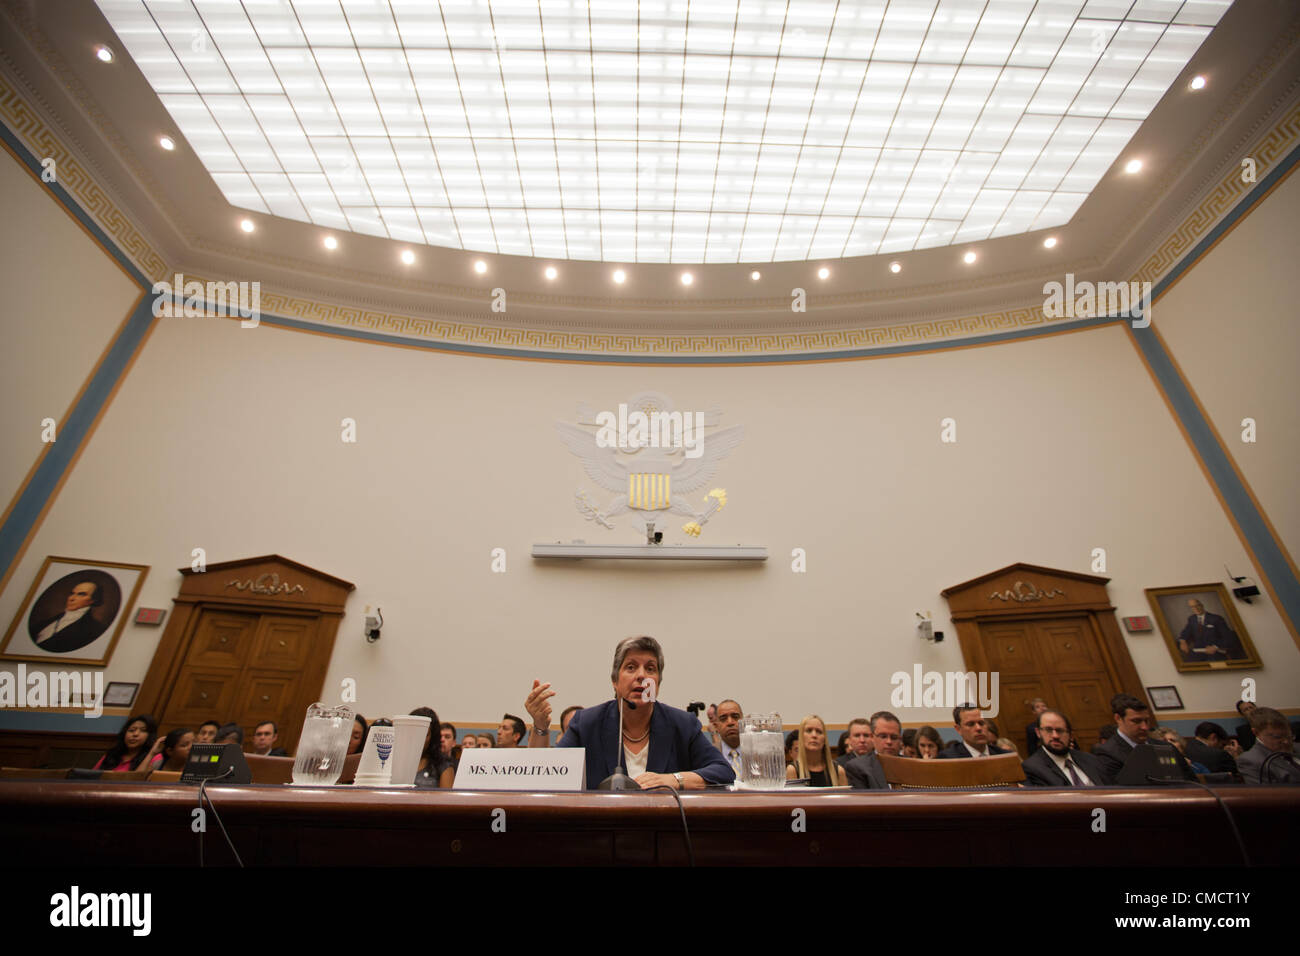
[453,747,586,791]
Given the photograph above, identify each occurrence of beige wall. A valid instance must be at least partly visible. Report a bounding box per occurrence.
[0,150,141,511]
[1155,168,1300,564]
[2,150,1297,733]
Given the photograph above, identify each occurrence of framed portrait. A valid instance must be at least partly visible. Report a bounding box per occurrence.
[1147,685,1183,710]
[0,556,148,666]
[1145,583,1260,673]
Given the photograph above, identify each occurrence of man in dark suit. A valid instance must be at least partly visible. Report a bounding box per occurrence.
[1094,693,1194,783]
[1233,700,1257,752]
[30,580,109,654]
[252,721,289,757]
[1024,697,1048,756]
[836,718,873,773]
[521,635,734,790]
[1185,721,1237,775]
[1176,599,1242,662]
[1022,709,1111,785]
[938,704,1010,758]
[844,711,902,789]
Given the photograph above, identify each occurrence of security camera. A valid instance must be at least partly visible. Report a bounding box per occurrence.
[364,607,383,643]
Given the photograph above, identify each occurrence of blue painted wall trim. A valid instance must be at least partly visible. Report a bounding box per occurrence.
[0,293,155,581]
[0,114,1297,730]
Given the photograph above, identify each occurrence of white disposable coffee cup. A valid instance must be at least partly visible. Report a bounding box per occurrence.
[352,725,397,786]
[387,714,431,788]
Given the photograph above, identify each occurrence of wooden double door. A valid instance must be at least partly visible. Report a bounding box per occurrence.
[942,563,1148,758]
[978,616,1117,754]
[158,608,319,750]
[137,555,354,756]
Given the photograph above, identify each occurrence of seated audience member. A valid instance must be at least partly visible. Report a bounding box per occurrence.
[1223,738,1243,760]
[835,730,849,759]
[461,734,478,749]
[94,714,162,771]
[523,635,734,789]
[713,699,743,774]
[410,707,454,788]
[836,718,874,772]
[785,731,800,768]
[440,723,457,758]
[1233,700,1258,752]
[251,721,288,757]
[939,705,1010,758]
[349,715,369,756]
[497,713,526,749]
[1093,694,1193,782]
[1153,727,1208,774]
[151,728,195,772]
[1022,710,1109,786]
[214,723,243,747]
[558,705,584,738]
[915,725,942,759]
[195,720,221,744]
[900,728,918,758]
[478,732,494,749]
[787,715,847,787]
[985,718,1020,756]
[1094,724,1117,751]
[1024,697,1049,756]
[844,711,903,789]
[1236,707,1300,784]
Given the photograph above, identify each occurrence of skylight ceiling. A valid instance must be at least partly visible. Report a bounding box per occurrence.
[97,0,1230,264]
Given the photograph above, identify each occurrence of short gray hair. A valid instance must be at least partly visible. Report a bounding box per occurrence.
[610,635,664,682]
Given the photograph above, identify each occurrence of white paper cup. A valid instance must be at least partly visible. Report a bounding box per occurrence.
[352,725,397,786]
[387,715,431,788]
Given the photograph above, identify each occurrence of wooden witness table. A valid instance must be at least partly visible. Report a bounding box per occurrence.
[2,781,1296,866]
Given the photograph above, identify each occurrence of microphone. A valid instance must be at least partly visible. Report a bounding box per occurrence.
[597,693,643,791]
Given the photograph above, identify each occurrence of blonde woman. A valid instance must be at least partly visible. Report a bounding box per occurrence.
[786,715,847,787]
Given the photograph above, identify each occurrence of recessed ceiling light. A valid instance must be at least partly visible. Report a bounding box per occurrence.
[473,260,487,274]
[889,261,902,274]
[1189,75,1207,90]
[680,272,693,285]
[817,267,830,279]
[1043,237,1057,249]
[239,218,255,233]
[544,266,557,280]
[1125,159,1143,174]
[159,136,175,151]
[400,250,415,265]
[750,271,761,281]
[612,269,626,284]
[323,236,338,250]
[963,251,977,264]
[95,45,114,63]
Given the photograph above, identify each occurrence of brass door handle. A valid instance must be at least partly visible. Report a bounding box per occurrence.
[220,636,228,643]
[278,640,286,647]
[200,692,208,700]
[262,695,270,702]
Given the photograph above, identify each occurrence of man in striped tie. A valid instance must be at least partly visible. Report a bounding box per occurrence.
[714,700,743,774]
[1021,710,1111,786]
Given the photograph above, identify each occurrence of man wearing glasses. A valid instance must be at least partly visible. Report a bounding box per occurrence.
[1236,707,1300,784]
[1022,710,1110,786]
[844,711,903,790]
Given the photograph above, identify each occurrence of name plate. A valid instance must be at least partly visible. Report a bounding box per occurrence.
[453,747,586,791]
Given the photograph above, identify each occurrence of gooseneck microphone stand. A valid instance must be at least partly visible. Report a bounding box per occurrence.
[597,695,643,791]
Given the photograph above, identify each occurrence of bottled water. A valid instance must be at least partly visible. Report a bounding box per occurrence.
[740,729,786,790]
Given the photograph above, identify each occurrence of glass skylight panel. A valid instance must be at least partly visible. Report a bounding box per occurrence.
[99,0,1225,262]
[210,171,268,212]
